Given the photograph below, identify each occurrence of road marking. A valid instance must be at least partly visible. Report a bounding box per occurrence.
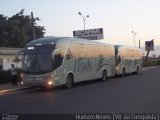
[0,89,15,93]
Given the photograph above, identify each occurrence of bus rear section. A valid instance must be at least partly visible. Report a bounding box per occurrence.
[115,45,143,76]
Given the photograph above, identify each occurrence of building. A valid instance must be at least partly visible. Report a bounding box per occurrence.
[0,47,23,70]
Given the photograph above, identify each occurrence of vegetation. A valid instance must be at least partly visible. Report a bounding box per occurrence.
[0,70,11,84]
[0,69,22,84]
[0,9,45,48]
[0,9,45,84]
[143,60,160,67]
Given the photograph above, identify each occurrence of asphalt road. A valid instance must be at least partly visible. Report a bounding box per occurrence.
[0,66,160,114]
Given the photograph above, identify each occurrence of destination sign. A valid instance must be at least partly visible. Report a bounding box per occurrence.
[73,28,103,40]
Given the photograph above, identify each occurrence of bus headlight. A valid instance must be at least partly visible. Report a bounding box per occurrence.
[116,66,119,70]
[116,66,120,73]
[48,81,53,85]
[51,73,58,80]
[20,74,23,79]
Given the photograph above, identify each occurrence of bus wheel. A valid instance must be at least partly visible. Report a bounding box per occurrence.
[122,68,125,77]
[66,74,73,88]
[135,66,139,74]
[101,70,107,81]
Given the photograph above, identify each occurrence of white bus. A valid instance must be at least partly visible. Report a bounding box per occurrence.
[21,37,115,88]
[115,45,143,76]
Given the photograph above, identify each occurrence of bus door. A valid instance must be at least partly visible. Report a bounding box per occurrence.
[65,43,79,82]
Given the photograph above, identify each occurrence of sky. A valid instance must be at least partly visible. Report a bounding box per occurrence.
[1,0,160,49]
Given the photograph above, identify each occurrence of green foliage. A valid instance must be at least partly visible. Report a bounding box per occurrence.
[0,9,46,48]
[143,60,160,67]
[0,69,22,84]
[0,70,11,84]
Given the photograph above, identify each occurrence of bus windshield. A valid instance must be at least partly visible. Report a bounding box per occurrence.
[22,44,55,75]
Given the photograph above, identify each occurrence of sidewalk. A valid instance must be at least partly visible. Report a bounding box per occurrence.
[0,82,28,93]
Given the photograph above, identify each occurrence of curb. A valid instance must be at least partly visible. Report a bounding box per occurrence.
[0,86,33,94]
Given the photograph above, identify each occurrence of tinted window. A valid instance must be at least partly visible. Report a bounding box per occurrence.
[22,44,55,74]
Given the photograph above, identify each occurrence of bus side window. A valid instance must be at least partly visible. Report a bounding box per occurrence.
[66,48,72,60]
[54,52,63,69]
[119,55,121,62]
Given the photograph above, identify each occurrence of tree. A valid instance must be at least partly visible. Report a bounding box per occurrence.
[0,14,9,47]
[0,9,46,48]
[152,54,156,59]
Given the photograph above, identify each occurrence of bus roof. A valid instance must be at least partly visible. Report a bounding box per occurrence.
[26,36,113,47]
[26,37,68,46]
[115,45,141,51]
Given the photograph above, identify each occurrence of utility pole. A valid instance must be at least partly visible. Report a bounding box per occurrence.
[31,12,35,40]
[132,31,137,48]
[139,40,141,49]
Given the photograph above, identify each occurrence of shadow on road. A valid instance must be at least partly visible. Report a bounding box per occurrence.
[21,72,143,95]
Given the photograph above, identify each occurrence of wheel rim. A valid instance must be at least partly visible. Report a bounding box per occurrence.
[122,69,125,76]
[137,67,139,72]
[66,75,72,88]
[102,71,107,81]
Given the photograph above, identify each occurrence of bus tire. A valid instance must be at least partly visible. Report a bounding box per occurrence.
[101,70,107,81]
[134,66,139,74]
[66,74,74,88]
[122,68,125,77]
